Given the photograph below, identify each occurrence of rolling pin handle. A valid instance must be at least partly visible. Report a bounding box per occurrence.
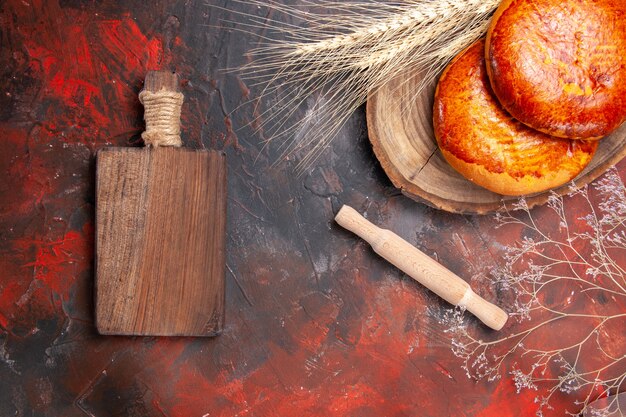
[335,205,508,331]
[462,291,509,331]
[335,205,381,244]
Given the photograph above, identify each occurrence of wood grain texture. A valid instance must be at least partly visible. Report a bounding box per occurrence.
[144,70,179,93]
[367,70,626,214]
[95,147,226,336]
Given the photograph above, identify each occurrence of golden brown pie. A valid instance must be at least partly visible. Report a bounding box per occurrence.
[434,39,598,196]
[486,0,626,139]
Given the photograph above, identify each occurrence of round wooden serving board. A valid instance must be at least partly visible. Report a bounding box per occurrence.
[366,70,626,215]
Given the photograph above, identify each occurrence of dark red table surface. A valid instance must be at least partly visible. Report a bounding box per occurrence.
[1,1,624,416]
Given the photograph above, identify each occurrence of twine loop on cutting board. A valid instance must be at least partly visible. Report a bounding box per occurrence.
[139,89,184,147]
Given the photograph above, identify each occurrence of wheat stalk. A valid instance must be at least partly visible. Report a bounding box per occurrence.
[223,0,500,173]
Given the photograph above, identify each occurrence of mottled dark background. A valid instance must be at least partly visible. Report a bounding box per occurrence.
[0,1,624,416]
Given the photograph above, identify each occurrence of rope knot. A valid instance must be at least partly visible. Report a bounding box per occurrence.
[139,89,184,147]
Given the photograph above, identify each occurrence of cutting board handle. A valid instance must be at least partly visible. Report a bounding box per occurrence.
[139,70,184,147]
[335,205,508,331]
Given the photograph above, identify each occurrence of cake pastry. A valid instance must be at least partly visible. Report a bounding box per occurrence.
[433,39,598,196]
[486,0,626,139]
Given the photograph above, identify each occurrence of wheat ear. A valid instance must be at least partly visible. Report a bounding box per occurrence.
[225,0,500,173]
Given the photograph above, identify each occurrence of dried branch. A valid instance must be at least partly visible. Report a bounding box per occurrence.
[444,168,626,416]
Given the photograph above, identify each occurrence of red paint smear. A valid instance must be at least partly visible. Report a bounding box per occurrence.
[21,21,107,131]
[15,230,87,298]
[168,365,386,417]
[476,379,541,417]
[9,0,169,147]
[326,382,385,414]
[95,245,592,416]
[0,223,91,332]
[0,311,8,329]
[156,261,436,416]
[152,398,169,417]
[170,367,218,416]
[95,18,164,72]
[434,360,453,379]
[48,74,100,108]
[0,126,52,215]
[0,281,25,321]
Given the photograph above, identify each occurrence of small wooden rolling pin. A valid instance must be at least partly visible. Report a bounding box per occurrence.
[335,205,508,331]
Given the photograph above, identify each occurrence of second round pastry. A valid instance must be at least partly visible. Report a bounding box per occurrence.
[433,39,598,196]
[486,0,626,139]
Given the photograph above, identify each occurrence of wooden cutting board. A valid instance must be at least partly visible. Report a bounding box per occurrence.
[95,71,226,336]
[367,70,626,215]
